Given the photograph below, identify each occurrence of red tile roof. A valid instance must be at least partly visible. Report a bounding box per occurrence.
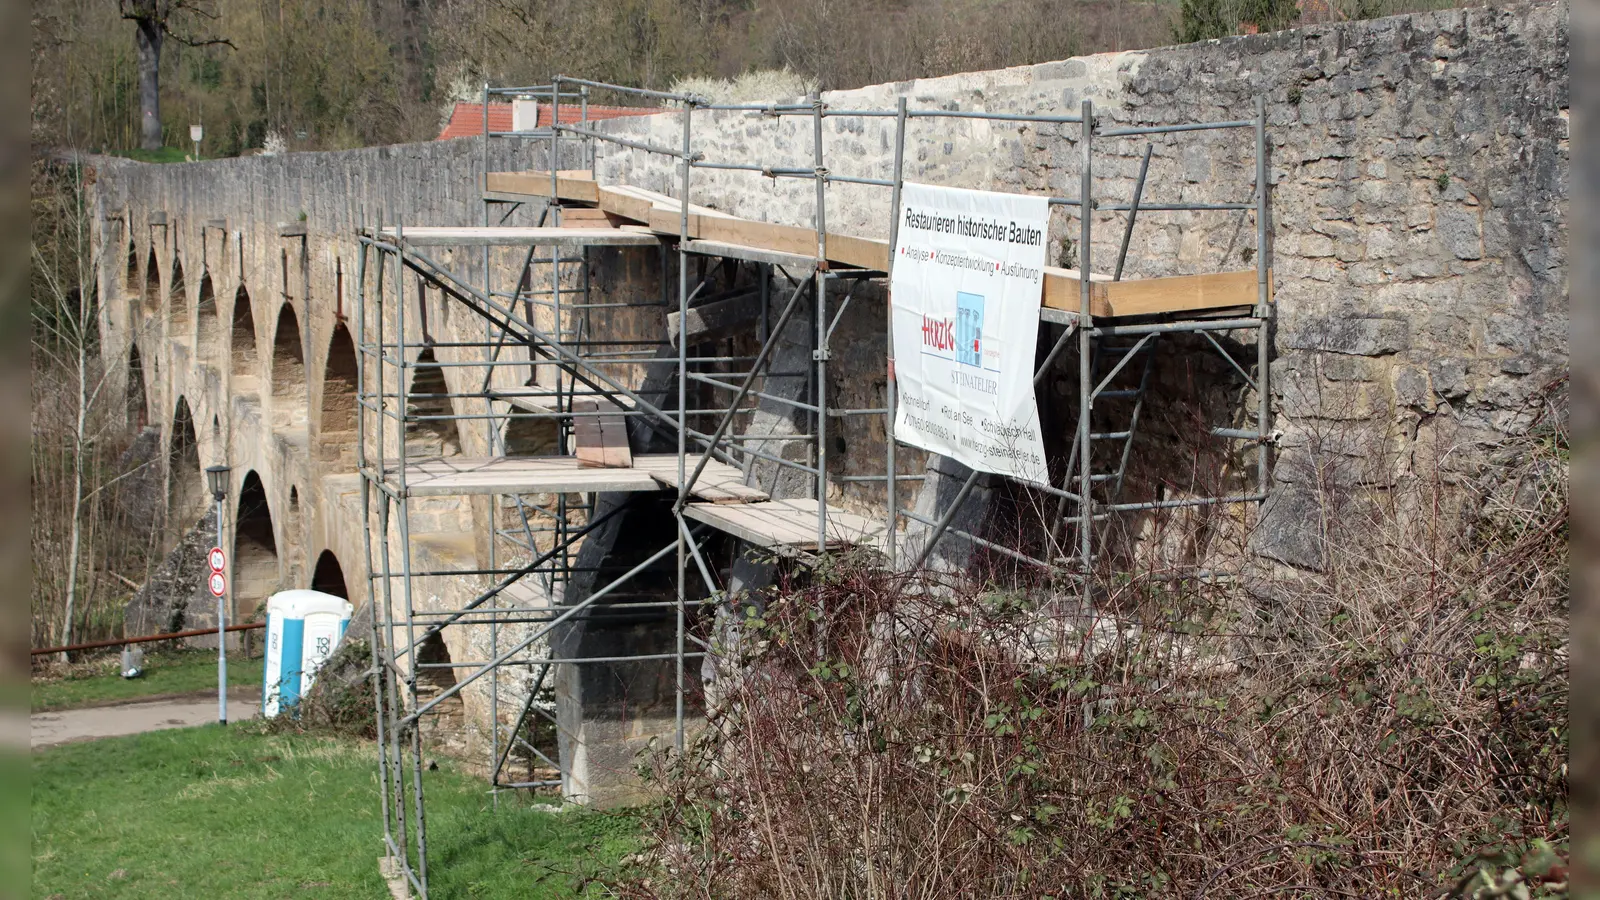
[439,103,512,139]
[438,101,662,140]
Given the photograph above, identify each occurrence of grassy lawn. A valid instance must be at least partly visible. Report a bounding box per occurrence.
[33,650,267,713]
[32,725,641,899]
[112,147,196,164]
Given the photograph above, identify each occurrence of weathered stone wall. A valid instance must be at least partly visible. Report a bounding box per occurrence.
[91,136,575,739]
[89,0,1567,793]
[594,1,1568,567]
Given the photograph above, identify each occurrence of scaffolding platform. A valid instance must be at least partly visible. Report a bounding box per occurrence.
[483,171,1265,317]
[684,497,887,555]
[487,388,639,415]
[372,225,661,247]
[632,455,770,503]
[682,238,819,271]
[384,453,769,503]
[390,456,661,495]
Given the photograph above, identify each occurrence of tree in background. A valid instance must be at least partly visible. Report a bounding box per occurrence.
[118,0,233,150]
[1174,0,1301,42]
[31,161,164,653]
[34,0,1477,159]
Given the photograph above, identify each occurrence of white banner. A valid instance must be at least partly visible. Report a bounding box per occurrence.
[891,183,1050,485]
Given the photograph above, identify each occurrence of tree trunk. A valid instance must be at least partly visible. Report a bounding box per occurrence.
[135,19,163,151]
[59,284,91,665]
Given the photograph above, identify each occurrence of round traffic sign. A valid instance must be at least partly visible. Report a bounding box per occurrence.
[207,547,227,572]
[208,571,227,597]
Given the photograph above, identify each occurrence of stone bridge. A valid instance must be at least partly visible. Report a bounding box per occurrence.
[89,1,1567,801]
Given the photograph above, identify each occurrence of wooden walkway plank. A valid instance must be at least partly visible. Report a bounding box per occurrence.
[573,400,633,469]
[393,456,659,495]
[376,225,660,247]
[683,498,886,554]
[633,454,769,504]
[485,170,600,203]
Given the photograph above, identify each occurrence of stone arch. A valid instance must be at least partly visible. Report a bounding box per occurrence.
[311,549,351,599]
[233,471,281,622]
[231,285,259,384]
[196,272,220,361]
[318,323,359,464]
[126,343,149,429]
[271,303,308,430]
[407,346,462,457]
[168,255,187,332]
[144,248,161,312]
[167,397,204,530]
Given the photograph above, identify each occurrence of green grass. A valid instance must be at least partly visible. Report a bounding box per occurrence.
[32,725,642,899]
[32,650,266,713]
[0,747,26,900]
[112,147,195,164]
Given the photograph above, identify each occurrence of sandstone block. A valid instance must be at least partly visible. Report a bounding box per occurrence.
[1284,316,1409,356]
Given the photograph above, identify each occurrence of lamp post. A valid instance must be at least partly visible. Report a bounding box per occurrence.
[205,464,230,724]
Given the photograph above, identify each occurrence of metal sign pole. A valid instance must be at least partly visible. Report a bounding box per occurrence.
[216,494,227,725]
[206,463,231,725]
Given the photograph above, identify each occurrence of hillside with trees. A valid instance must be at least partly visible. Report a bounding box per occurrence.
[32,0,1473,157]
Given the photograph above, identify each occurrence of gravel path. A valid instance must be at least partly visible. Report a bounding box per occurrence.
[30,687,261,749]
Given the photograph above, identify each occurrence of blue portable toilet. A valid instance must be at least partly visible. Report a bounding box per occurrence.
[263,590,353,717]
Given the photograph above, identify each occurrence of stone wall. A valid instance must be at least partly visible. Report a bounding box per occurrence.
[592,1,1568,567]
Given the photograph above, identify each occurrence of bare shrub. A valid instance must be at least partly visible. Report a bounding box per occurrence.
[669,70,818,105]
[259,637,378,740]
[31,159,165,657]
[613,385,1567,898]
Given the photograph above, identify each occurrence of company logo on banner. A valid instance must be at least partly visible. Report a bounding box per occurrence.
[891,183,1050,485]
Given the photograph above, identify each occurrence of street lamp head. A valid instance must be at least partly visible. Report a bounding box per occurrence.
[205,464,230,501]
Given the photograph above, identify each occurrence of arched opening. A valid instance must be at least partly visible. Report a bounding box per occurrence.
[414,627,466,749]
[233,471,281,623]
[168,256,187,334]
[125,242,138,297]
[143,249,161,312]
[126,344,148,429]
[415,630,458,693]
[166,398,204,533]
[271,303,308,430]
[319,323,359,464]
[196,272,220,361]
[311,549,350,599]
[407,347,461,457]
[231,285,259,385]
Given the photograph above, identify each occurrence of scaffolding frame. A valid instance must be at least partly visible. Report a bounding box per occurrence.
[361,78,1274,898]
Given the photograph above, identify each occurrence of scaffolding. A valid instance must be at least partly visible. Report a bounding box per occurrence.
[359,77,1274,898]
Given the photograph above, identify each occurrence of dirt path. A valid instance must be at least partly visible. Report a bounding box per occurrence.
[30,686,261,749]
